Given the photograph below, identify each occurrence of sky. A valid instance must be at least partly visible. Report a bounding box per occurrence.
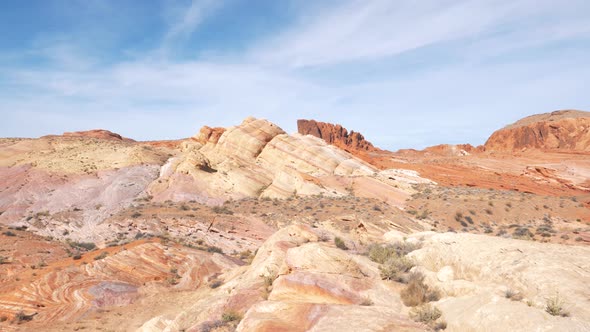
[0,0,589,150]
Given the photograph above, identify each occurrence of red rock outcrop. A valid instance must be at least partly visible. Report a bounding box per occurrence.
[193,126,226,145]
[62,129,134,142]
[484,110,590,152]
[297,119,379,153]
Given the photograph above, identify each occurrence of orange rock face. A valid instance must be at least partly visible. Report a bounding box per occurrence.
[297,119,379,153]
[194,125,226,145]
[61,129,134,142]
[485,110,590,152]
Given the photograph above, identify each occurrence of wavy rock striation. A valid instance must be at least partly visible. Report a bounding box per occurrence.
[0,240,237,326]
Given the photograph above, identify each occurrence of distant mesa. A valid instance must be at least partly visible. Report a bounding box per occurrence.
[485,110,590,152]
[62,129,135,142]
[396,144,483,157]
[297,119,379,153]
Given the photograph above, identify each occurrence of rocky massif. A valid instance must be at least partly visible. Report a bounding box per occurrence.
[0,112,589,331]
[484,110,590,152]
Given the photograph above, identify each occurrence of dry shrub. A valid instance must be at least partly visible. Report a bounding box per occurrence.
[199,320,223,332]
[411,304,441,323]
[545,292,569,317]
[261,270,277,299]
[221,311,242,323]
[410,304,446,330]
[401,273,440,307]
[359,297,374,306]
[209,280,223,289]
[505,289,523,301]
[334,237,348,250]
[379,255,414,281]
[367,242,421,264]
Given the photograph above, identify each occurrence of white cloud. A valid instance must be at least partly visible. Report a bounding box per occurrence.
[1,0,589,149]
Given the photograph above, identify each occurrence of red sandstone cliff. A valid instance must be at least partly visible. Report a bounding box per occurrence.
[297,119,379,153]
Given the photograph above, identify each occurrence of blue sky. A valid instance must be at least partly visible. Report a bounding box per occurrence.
[1,0,589,150]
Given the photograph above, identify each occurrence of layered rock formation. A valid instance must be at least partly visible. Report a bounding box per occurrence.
[0,135,169,242]
[137,224,427,332]
[1,113,590,331]
[148,117,426,207]
[0,239,238,327]
[297,119,379,153]
[0,117,430,244]
[137,225,590,332]
[485,110,590,152]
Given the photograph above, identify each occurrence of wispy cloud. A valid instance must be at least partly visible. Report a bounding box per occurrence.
[159,0,222,57]
[253,0,590,68]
